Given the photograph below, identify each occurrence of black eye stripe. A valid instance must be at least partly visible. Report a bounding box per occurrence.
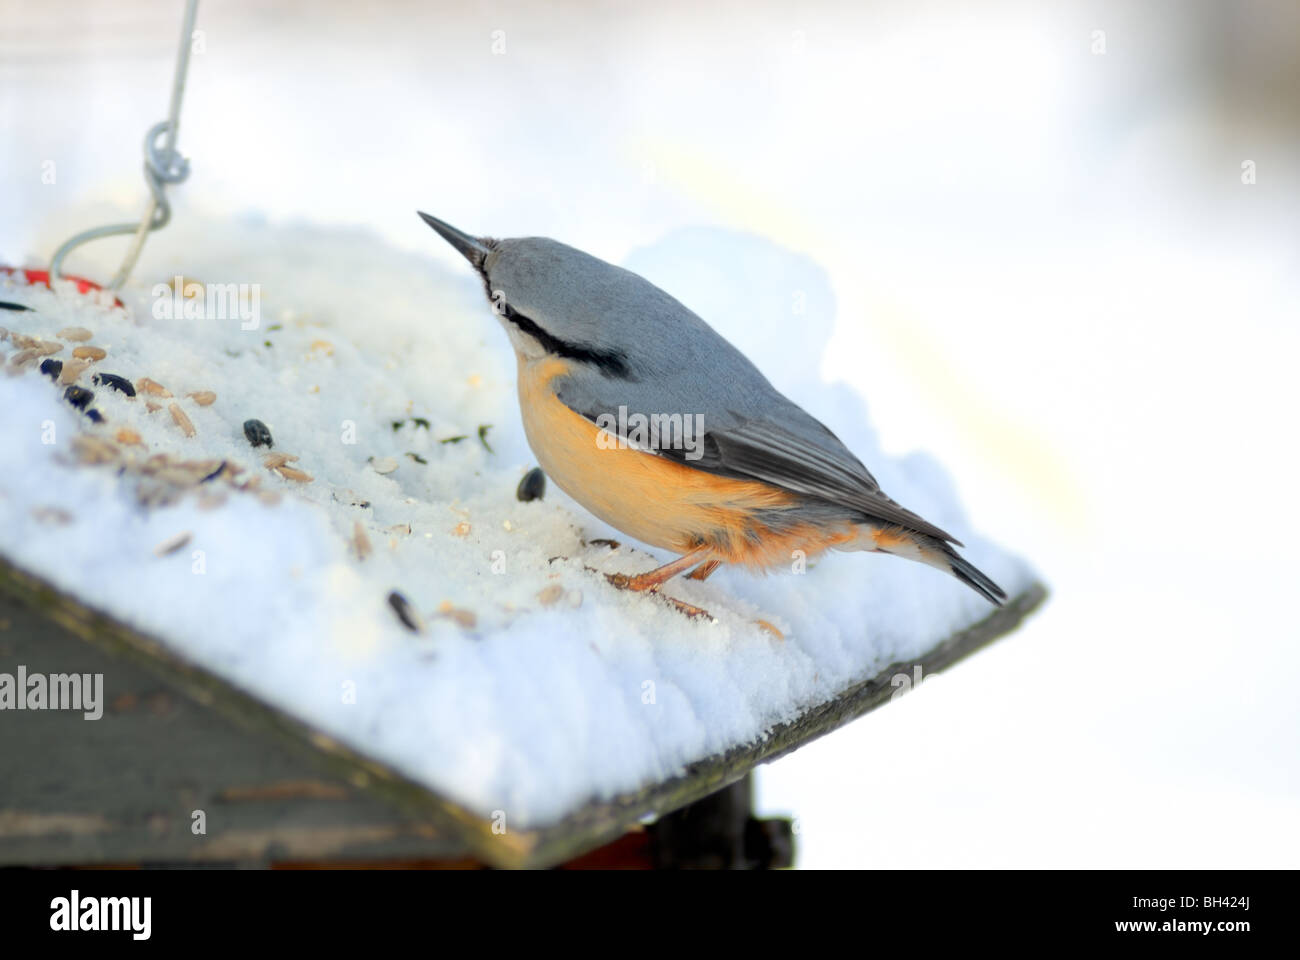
[492,295,634,380]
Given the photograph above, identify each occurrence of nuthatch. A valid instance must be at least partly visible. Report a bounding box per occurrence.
[419,212,1006,607]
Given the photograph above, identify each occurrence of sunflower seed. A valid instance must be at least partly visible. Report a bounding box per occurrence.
[388,591,424,632]
[63,385,93,410]
[243,418,273,448]
[92,372,135,396]
[516,467,546,502]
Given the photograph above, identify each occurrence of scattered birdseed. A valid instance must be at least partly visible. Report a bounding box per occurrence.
[136,377,172,397]
[387,591,424,633]
[452,521,471,537]
[516,467,546,502]
[168,402,196,437]
[262,452,299,469]
[30,506,74,525]
[70,435,120,464]
[1,303,31,313]
[406,452,427,464]
[7,348,41,368]
[145,401,161,413]
[386,523,411,535]
[188,390,216,406]
[370,456,398,475]
[153,532,193,557]
[86,409,105,424]
[115,428,144,447]
[438,435,467,445]
[92,372,135,396]
[275,465,313,483]
[63,385,93,410]
[586,538,621,550]
[477,424,494,452]
[39,358,62,380]
[258,490,282,507]
[59,359,90,385]
[437,600,477,629]
[72,345,106,361]
[352,521,372,560]
[243,418,273,448]
[57,326,93,341]
[537,584,565,606]
[754,619,785,640]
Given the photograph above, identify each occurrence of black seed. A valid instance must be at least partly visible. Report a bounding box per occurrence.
[64,386,93,410]
[40,358,63,380]
[243,419,273,448]
[86,409,105,423]
[91,372,136,396]
[411,417,430,429]
[478,424,494,453]
[391,420,405,432]
[586,538,621,550]
[0,301,32,311]
[516,467,546,502]
[387,591,423,633]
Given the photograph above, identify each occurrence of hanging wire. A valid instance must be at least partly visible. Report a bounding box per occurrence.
[49,0,200,290]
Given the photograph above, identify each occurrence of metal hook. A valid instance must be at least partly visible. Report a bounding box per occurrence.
[49,0,200,291]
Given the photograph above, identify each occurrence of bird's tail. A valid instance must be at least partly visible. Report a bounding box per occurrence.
[861,525,1008,606]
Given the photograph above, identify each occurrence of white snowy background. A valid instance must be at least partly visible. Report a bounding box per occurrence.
[2,0,1297,866]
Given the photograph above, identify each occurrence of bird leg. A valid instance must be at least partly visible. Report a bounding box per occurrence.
[685,559,722,581]
[605,547,716,620]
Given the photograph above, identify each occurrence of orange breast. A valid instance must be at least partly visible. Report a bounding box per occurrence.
[516,355,858,569]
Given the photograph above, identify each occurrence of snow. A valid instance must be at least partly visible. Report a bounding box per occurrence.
[0,217,1034,828]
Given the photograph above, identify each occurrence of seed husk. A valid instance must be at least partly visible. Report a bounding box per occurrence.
[72,345,106,361]
[275,465,313,483]
[352,521,372,560]
[136,377,172,397]
[57,326,93,341]
[58,359,90,385]
[168,402,196,437]
[153,532,192,557]
[188,390,216,406]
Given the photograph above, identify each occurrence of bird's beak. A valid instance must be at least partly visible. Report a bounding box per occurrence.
[417,211,491,270]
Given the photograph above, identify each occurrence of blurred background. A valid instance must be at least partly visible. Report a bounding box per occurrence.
[2,0,1297,867]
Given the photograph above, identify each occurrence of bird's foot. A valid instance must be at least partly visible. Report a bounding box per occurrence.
[604,572,715,622]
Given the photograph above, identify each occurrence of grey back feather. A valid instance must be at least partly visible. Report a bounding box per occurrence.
[485,238,959,545]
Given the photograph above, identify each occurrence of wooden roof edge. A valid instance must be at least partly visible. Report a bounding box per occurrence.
[0,554,1046,869]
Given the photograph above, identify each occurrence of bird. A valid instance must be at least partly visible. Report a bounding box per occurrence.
[419,211,1006,609]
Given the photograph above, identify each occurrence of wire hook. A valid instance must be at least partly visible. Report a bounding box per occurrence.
[49,0,200,291]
